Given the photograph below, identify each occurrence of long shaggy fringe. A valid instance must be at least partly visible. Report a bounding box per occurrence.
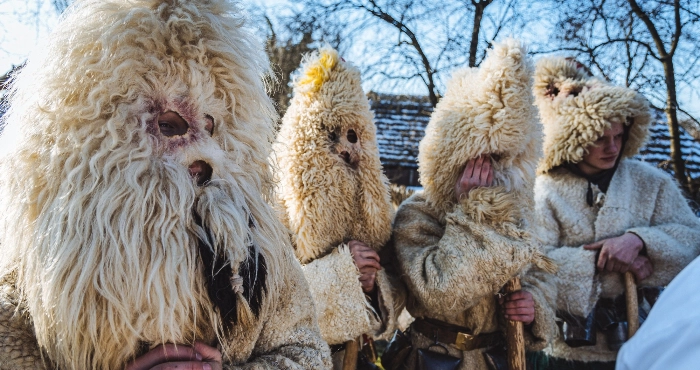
[0,0,288,369]
[273,46,394,263]
[418,39,542,224]
[533,56,651,174]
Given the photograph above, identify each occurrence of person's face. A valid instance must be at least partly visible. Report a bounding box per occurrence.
[578,120,625,176]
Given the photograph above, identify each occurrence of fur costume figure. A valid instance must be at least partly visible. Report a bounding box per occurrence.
[391,40,557,370]
[0,0,330,369]
[533,57,700,363]
[273,46,401,351]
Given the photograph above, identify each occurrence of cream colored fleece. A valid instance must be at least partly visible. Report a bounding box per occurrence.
[301,244,400,345]
[0,246,331,369]
[274,46,402,349]
[535,159,700,362]
[391,193,557,370]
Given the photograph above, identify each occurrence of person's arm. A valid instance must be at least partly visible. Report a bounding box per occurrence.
[300,244,379,345]
[224,249,332,369]
[534,189,599,319]
[392,194,546,314]
[519,266,558,351]
[0,282,49,369]
[625,175,700,286]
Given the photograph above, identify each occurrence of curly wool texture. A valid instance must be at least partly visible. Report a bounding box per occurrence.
[533,57,651,174]
[274,46,393,263]
[301,245,375,344]
[535,160,700,362]
[418,39,542,228]
[0,1,328,369]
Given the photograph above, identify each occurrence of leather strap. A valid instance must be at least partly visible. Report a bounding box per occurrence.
[412,318,503,351]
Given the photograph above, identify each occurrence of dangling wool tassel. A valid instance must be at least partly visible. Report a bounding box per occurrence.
[229,274,255,329]
[194,211,267,330]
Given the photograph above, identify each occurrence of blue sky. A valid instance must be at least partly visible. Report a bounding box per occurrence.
[1,0,698,118]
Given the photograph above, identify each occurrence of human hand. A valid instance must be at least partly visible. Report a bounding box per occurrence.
[348,240,381,293]
[125,342,222,370]
[584,233,644,273]
[455,154,494,201]
[499,290,535,325]
[628,255,654,282]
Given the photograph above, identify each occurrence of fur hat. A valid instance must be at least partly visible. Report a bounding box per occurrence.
[533,57,651,174]
[274,46,393,264]
[418,39,542,223]
[0,0,287,368]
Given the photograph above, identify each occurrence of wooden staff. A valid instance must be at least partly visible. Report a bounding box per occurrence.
[504,277,526,370]
[624,271,639,337]
[342,337,360,370]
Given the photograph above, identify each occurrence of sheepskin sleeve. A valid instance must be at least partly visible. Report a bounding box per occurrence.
[225,246,332,369]
[0,278,47,369]
[392,193,542,315]
[626,173,700,287]
[520,268,558,351]
[534,185,600,318]
[301,245,379,345]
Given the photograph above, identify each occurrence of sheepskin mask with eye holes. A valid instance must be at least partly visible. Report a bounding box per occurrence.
[273,46,393,264]
[0,0,289,369]
[417,39,543,224]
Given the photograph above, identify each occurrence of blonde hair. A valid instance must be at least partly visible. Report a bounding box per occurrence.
[0,0,287,368]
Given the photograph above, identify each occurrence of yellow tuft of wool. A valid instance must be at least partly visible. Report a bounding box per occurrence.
[296,48,338,95]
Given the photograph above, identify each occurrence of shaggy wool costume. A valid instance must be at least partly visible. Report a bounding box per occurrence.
[273,47,400,349]
[0,1,330,369]
[533,57,700,363]
[391,40,557,370]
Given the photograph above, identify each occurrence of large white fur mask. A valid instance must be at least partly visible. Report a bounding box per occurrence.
[418,40,542,225]
[274,47,393,264]
[0,0,287,369]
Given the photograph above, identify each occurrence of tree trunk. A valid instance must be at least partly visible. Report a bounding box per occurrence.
[468,0,491,68]
[661,59,688,189]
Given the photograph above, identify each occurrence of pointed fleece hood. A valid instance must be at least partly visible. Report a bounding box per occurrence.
[533,57,651,174]
[418,39,542,222]
[274,46,393,264]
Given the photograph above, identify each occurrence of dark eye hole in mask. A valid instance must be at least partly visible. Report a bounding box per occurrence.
[158,111,189,137]
[347,129,358,144]
[204,114,215,135]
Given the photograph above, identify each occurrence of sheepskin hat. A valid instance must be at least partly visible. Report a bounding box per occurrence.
[418,39,542,219]
[274,46,393,264]
[533,57,651,174]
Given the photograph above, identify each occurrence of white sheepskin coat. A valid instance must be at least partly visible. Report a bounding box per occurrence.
[390,40,557,370]
[535,160,700,362]
[273,47,400,347]
[532,56,700,363]
[0,0,330,368]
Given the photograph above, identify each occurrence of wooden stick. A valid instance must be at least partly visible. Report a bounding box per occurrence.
[504,277,526,370]
[625,271,639,338]
[342,337,360,370]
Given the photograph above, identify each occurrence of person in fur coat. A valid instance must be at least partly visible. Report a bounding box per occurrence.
[532,57,700,369]
[0,0,331,369]
[273,46,401,367]
[389,40,557,370]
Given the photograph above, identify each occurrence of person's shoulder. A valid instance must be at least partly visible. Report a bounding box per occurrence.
[394,191,443,226]
[619,159,675,185]
[535,168,578,198]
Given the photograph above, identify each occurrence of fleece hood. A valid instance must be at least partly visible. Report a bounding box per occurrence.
[418,39,542,222]
[274,46,393,264]
[533,57,651,174]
